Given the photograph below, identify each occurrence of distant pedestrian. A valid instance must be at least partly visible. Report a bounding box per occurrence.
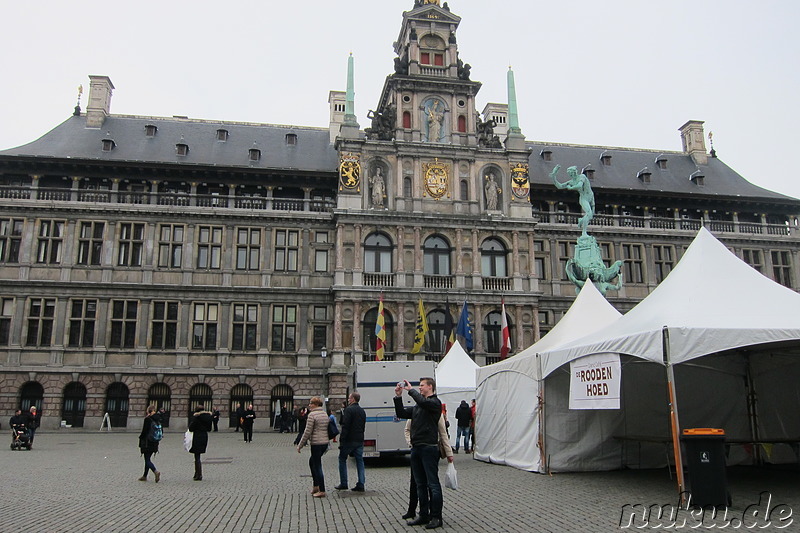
[211,406,220,432]
[296,397,330,498]
[137,406,161,483]
[334,392,366,492]
[278,405,291,433]
[26,406,41,445]
[454,400,472,453]
[242,403,256,443]
[468,399,476,452]
[189,405,213,481]
[402,412,453,520]
[235,403,245,432]
[293,406,308,445]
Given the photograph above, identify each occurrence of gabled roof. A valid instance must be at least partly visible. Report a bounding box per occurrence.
[527,141,798,204]
[0,114,338,173]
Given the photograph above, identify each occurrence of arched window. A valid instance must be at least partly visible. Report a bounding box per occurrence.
[457,115,467,133]
[481,238,507,277]
[484,310,513,354]
[230,383,254,429]
[62,382,87,428]
[427,309,447,355]
[105,382,129,428]
[460,179,469,201]
[423,235,451,276]
[271,384,294,430]
[403,111,412,129]
[363,307,395,360]
[364,233,392,273]
[19,381,43,412]
[188,383,213,420]
[148,383,171,427]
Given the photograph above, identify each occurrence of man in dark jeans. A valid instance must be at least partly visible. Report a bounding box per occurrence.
[394,377,452,530]
[335,392,367,492]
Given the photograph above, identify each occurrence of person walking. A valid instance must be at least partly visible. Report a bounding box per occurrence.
[211,406,220,432]
[454,400,472,453]
[235,403,245,432]
[394,378,451,529]
[293,406,308,445]
[188,405,213,481]
[296,397,330,498]
[402,410,453,521]
[468,399,477,453]
[242,403,256,443]
[334,392,366,492]
[26,406,41,446]
[137,406,162,482]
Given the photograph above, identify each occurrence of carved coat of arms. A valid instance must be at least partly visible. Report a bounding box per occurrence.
[510,162,530,200]
[422,158,450,199]
[339,153,361,191]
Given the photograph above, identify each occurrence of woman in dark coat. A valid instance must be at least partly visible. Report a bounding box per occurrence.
[138,405,161,482]
[189,405,214,481]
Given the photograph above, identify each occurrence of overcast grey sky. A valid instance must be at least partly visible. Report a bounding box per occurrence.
[2,0,799,199]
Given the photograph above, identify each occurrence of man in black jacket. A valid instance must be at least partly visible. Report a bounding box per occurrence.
[394,377,448,529]
[454,400,472,453]
[335,392,367,492]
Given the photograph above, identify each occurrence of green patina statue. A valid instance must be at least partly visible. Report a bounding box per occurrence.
[550,165,623,295]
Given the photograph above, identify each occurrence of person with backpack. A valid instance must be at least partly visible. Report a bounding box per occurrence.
[138,405,162,482]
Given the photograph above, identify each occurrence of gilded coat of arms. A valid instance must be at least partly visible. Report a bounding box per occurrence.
[339,153,361,191]
[510,162,530,200]
[422,158,449,199]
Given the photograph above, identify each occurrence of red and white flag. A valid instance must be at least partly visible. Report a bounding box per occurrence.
[500,299,511,359]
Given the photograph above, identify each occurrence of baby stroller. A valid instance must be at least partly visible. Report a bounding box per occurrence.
[10,423,32,450]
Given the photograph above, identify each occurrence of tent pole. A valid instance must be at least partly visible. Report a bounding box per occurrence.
[663,326,686,503]
[537,353,547,474]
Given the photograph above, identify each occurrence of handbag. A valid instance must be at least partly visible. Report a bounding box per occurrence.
[183,430,193,452]
[444,461,458,490]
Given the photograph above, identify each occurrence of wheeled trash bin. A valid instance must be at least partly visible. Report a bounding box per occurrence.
[681,428,731,507]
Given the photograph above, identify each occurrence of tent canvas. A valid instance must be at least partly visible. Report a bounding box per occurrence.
[537,227,800,475]
[474,281,622,471]
[435,340,480,446]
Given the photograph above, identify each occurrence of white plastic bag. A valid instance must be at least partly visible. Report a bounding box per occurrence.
[183,430,193,452]
[444,461,458,490]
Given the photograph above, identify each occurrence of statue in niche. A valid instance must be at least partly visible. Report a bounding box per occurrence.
[369,166,386,208]
[484,172,501,210]
[425,100,444,143]
[365,102,397,141]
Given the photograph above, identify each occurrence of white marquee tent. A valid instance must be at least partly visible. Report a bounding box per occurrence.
[474,281,622,471]
[478,228,800,476]
[435,340,480,445]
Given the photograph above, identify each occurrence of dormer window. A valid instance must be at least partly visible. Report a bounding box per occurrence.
[145,124,157,137]
[689,170,704,186]
[637,168,652,183]
[176,143,189,156]
[285,134,297,146]
[600,151,612,166]
[582,165,595,179]
[655,155,668,169]
[540,149,552,162]
[249,148,261,161]
[101,139,115,152]
[216,129,229,142]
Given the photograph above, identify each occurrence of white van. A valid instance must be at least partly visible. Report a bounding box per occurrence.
[355,360,437,458]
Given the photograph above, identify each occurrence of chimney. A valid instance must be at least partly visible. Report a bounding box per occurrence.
[328,90,346,143]
[86,75,114,128]
[678,120,708,166]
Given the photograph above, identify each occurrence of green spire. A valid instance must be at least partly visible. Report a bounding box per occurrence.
[507,66,521,134]
[344,53,358,126]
